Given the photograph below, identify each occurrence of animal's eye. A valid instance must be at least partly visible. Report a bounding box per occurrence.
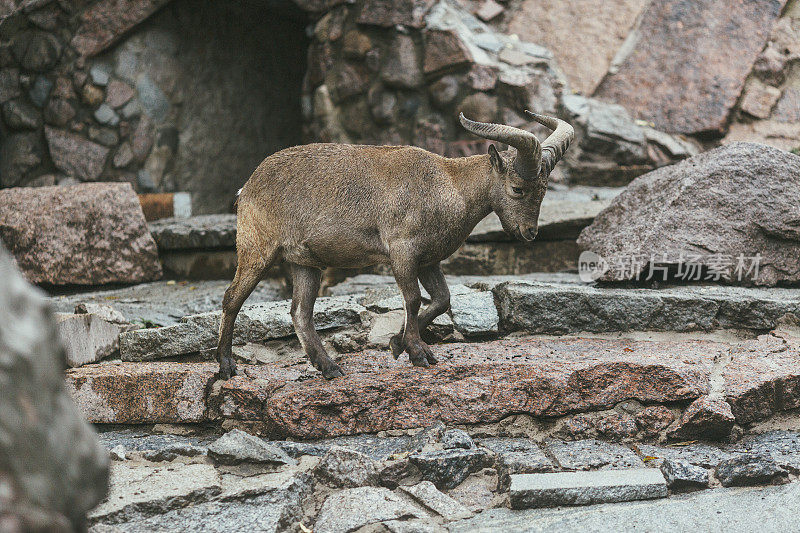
[511,186,524,196]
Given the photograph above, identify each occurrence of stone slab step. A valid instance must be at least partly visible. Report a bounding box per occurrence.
[68,336,720,432]
[509,468,668,509]
[66,333,800,438]
[452,483,800,532]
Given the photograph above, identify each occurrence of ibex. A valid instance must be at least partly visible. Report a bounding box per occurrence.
[216,111,574,380]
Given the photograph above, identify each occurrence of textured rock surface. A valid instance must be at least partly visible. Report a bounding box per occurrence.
[400,481,473,520]
[120,296,363,361]
[669,396,735,441]
[715,454,788,487]
[71,0,173,56]
[495,281,800,334]
[450,484,800,532]
[313,446,380,487]
[56,313,128,367]
[88,462,221,525]
[724,332,800,424]
[409,448,487,490]
[61,335,728,430]
[65,362,217,423]
[149,214,237,250]
[0,183,162,285]
[546,439,643,471]
[578,143,800,286]
[50,279,285,328]
[207,429,295,466]
[660,459,709,490]
[509,469,667,509]
[44,126,109,181]
[507,0,647,95]
[595,0,787,134]
[314,487,425,533]
[0,244,108,530]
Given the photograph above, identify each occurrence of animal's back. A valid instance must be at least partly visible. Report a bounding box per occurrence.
[235,143,449,268]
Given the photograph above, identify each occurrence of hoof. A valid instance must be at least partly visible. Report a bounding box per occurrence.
[218,357,238,380]
[390,333,404,359]
[322,363,345,379]
[407,340,435,368]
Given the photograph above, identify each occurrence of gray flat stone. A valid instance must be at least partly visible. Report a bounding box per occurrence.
[208,429,295,466]
[546,439,643,470]
[449,483,800,533]
[120,296,364,361]
[89,463,222,525]
[149,214,237,250]
[495,281,800,334]
[509,469,667,509]
[96,429,215,454]
[727,431,800,473]
[638,443,739,469]
[400,481,473,521]
[49,280,285,328]
[314,487,425,533]
[449,288,499,337]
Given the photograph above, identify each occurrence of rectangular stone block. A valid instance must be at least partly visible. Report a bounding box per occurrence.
[509,469,667,509]
[57,313,126,367]
[65,362,217,423]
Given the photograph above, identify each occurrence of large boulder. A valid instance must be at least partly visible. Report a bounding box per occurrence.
[0,244,108,530]
[578,142,800,286]
[0,183,162,285]
[594,0,786,135]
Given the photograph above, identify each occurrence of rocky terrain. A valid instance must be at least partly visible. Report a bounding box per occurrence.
[2,0,800,531]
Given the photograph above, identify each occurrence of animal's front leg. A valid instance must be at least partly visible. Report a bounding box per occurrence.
[390,249,437,367]
[390,263,448,364]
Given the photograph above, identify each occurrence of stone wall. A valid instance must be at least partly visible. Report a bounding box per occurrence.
[0,0,309,213]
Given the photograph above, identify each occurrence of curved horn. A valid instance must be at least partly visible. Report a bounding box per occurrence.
[459,113,542,180]
[525,110,574,179]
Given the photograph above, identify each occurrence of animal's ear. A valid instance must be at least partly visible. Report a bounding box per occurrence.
[488,144,505,173]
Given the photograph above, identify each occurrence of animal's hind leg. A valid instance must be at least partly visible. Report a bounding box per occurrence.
[291,263,344,379]
[390,263,448,365]
[216,246,274,380]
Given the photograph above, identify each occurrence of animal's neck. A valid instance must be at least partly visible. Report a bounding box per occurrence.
[447,154,494,230]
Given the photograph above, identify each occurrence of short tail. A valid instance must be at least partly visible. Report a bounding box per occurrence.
[233,188,242,213]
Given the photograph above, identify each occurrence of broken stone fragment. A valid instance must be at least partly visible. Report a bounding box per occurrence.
[56,312,127,367]
[314,486,425,533]
[207,429,296,466]
[442,429,474,450]
[660,459,709,490]
[400,481,473,520]
[74,302,132,327]
[668,396,735,441]
[313,446,381,488]
[409,448,487,490]
[715,453,788,487]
